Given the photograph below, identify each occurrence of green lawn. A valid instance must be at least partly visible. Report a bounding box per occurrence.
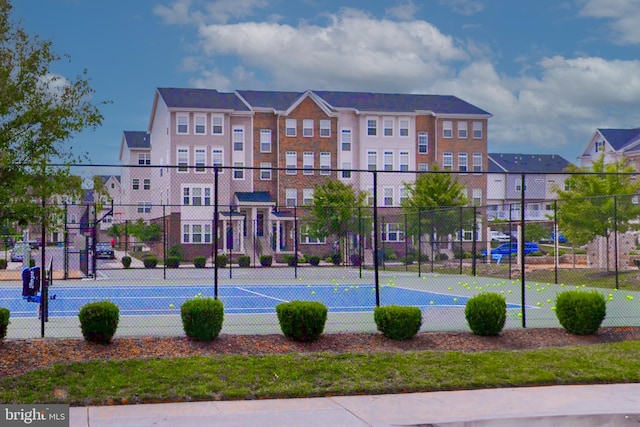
[2,342,640,406]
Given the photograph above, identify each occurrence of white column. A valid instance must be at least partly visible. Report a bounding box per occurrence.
[239,219,245,253]
[276,220,281,253]
[222,219,228,252]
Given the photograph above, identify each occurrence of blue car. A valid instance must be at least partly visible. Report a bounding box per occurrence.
[482,242,541,257]
[550,232,567,243]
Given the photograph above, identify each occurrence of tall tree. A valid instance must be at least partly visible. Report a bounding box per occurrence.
[0,0,104,232]
[555,156,640,252]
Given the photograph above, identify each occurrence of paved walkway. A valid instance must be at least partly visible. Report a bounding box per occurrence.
[69,383,640,427]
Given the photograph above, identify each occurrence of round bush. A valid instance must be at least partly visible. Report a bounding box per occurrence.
[276,301,328,342]
[0,259,7,269]
[259,255,272,267]
[284,254,297,267]
[165,256,180,268]
[121,256,132,269]
[374,305,422,340]
[143,256,158,269]
[307,255,320,266]
[465,292,506,336]
[555,290,606,335]
[180,297,224,341]
[78,301,119,344]
[215,254,227,268]
[238,255,251,267]
[193,256,207,268]
[0,308,9,340]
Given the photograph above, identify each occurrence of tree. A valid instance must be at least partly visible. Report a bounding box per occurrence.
[555,156,640,268]
[304,179,367,260]
[401,168,471,253]
[0,0,104,231]
[128,219,162,244]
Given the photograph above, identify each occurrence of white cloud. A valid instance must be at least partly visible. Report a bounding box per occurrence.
[386,0,419,21]
[580,0,640,44]
[439,0,485,16]
[153,0,195,25]
[154,0,268,25]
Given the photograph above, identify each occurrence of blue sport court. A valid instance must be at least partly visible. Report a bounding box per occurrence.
[0,283,525,318]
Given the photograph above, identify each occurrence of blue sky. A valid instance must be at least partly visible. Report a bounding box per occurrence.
[12,0,640,168]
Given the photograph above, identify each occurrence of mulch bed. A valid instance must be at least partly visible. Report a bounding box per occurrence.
[2,327,640,377]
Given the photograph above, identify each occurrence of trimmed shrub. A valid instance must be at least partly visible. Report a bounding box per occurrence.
[276,301,328,342]
[436,253,449,261]
[350,254,363,266]
[193,256,207,268]
[555,290,606,335]
[143,256,158,269]
[259,255,272,267]
[307,255,320,266]
[238,255,251,267]
[283,254,297,267]
[0,259,7,269]
[180,297,224,342]
[0,308,9,341]
[168,244,183,262]
[78,301,119,344]
[330,252,341,265]
[121,256,132,269]
[165,256,180,268]
[465,292,507,336]
[374,305,422,340]
[215,254,227,268]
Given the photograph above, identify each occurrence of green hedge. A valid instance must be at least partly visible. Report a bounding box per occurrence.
[465,292,506,336]
[193,256,207,268]
[373,305,422,340]
[165,256,180,268]
[276,301,328,342]
[181,297,224,341]
[238,255,251,267]
[0,308,9,341]
[143,256,158,269]
[307,255,320,266]
[555,290,606,335]
[78,301,120,344]
[215,254,227,268]
[259,255,272,267]
[121,256,132,269]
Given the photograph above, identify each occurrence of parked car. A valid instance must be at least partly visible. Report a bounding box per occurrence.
[550,232,567,243]
[10,241,32,262]
[482,242,541,257]
[489,231,511,242]
[95,242,115,259]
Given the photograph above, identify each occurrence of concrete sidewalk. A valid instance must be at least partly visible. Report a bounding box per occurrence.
[70,383,640,427]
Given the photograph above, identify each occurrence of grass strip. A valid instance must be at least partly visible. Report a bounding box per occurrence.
[1,341,639,406]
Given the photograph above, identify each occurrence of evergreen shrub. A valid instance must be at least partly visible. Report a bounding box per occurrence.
[465,292,507,336]
[180,297,224,341]
[373,305,422,340]
[276,301,328,342]
[78,301,119,344]
[555,290,606,335]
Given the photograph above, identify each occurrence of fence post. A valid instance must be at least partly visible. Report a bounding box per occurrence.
[294,205,298,280]
[472,206,477,277]
[554,200,558,285]
[63,202,68,280]
[418,207,422,277]
[163,204,167,281]
[213,166,219,299]
[358,206,363,278]
[459,206,463,274]
[614,195,619,290]
[372,170,380,307]
[40,196,47,337]
[404,211,409,272]
[520,173,526,328]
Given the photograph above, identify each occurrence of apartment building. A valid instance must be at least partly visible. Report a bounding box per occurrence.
[118,88,492,260]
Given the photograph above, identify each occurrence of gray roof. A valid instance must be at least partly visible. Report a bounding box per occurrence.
[123,131,150,149]
[598,128,640,151]
[488,153,572,174]
[157,88,250,111]
[235,191,274,204]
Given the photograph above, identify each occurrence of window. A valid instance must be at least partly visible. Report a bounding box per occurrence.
[443,121,453,138]
[233,162,244,180]
[285,188,297,207]
[138,153,150,165]
[418,163,428,172]
[595,140,605,152]
[418,132,429,153]
[301,225,326,244]
[195,148,206,172]
[303,119,314,137]
[473,122,483,139]
[286,151,297,175]
[400,187,408,205]
[177,113,188,134]
[341,129,352,151]
[342,161,351,179]
[303,188,314,205]
[233,127,244,151]
[399,119,409,137]
[260,129,272,153]
[177,148,188,172]
[137,202,152,213]
[320,152,331,175]
[182,223,212,244]
[472,188,482,206]
[399,151,409,171]
[303,152,314,175]
[383,118,393,136]
[367,118,377,136]
[182,186,212,206]
[458,152,468,172]
[457,121,468,138]
[195,114,206,135]
[212,148,223,171]
[515,180,527,192]
[443,152,453,170]
[384,151,394,171]
[132,179,140,190]
[367,151,377,171]
[383,187,394,206]
[367,188,374,206]
[183,224,190,243]
[260,162,272,180]
[473,153,482,172]
[212,115,223,135]
[143,179,150,190]
[382,223,405,242]
[320,120,331,137]
[285,119,296,137]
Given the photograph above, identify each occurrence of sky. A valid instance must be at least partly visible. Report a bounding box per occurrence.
[11,0,640,168]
